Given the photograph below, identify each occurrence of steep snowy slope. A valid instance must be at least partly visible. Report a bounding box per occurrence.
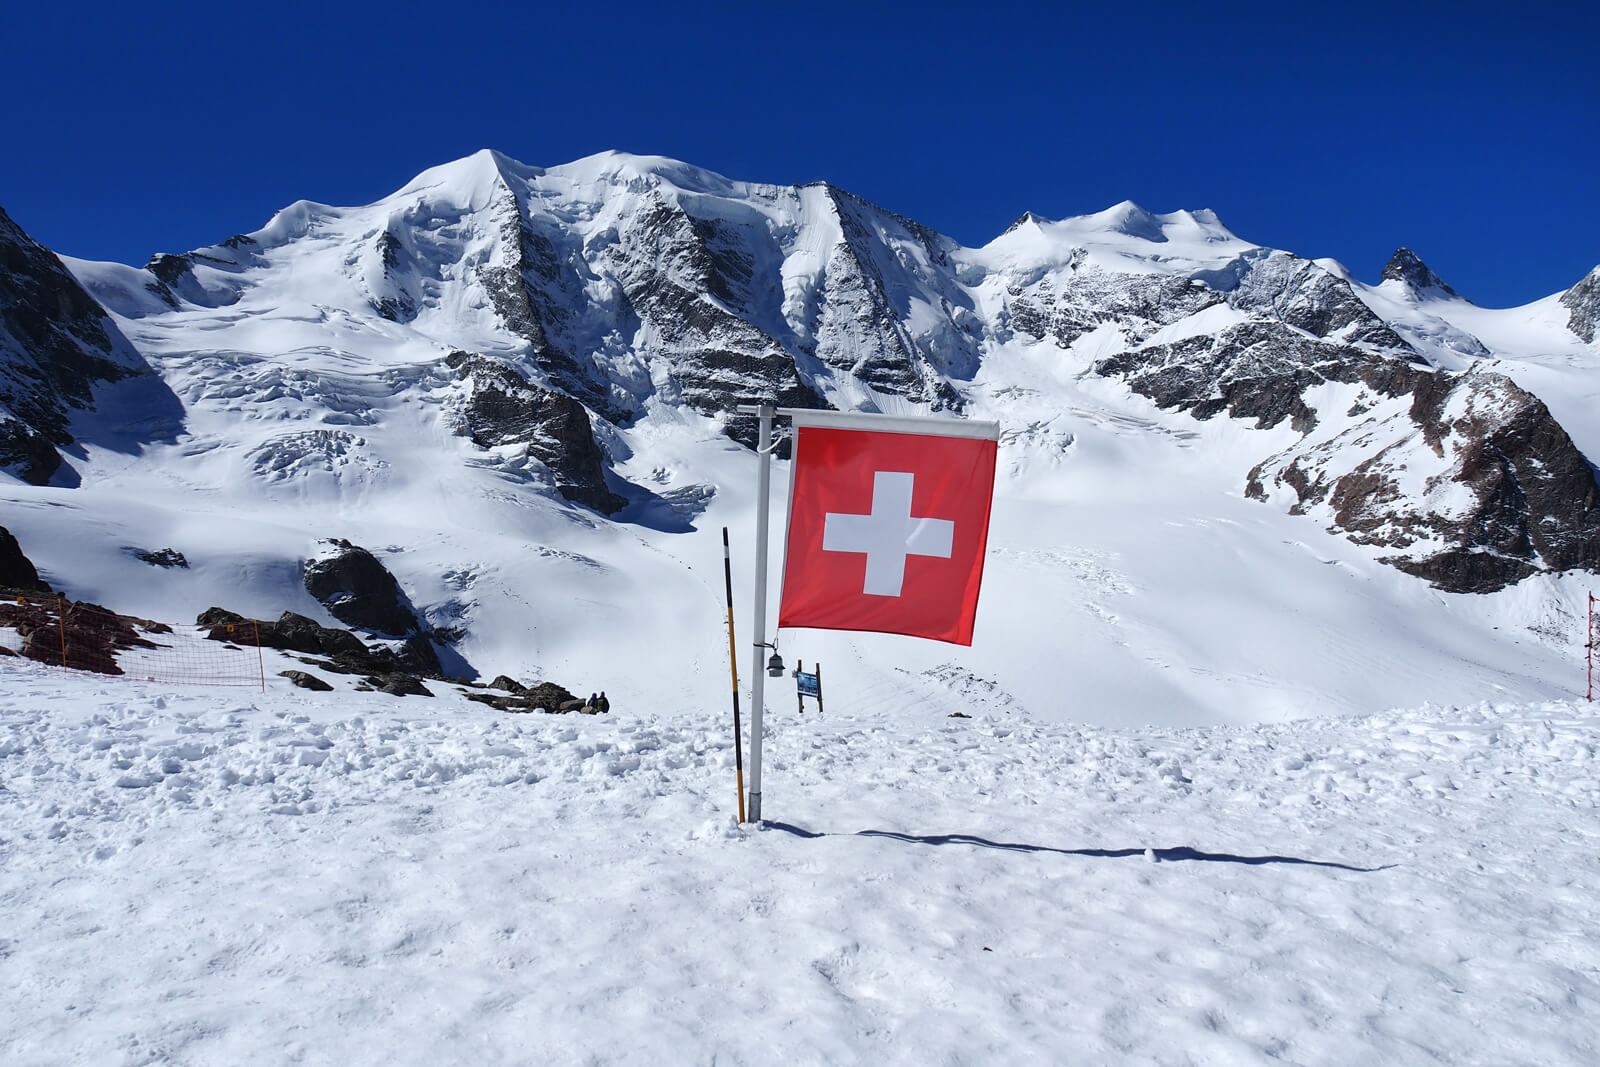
[0,150,1593,728]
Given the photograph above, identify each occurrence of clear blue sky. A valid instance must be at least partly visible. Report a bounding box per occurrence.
[8,0,1596,307]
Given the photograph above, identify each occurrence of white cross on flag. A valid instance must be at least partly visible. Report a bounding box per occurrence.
[777,411,999,645]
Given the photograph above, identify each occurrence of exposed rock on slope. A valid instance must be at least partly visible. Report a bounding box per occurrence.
[1004,243,1600,591]
[0,525,51,592]
[1561,267,1600,343]
[201,606,442,682]
[302,539,423,637]
[0,207,147,484]
[444,352,625,513]
[1382,247,1461,300]
[1247,369,1600,592]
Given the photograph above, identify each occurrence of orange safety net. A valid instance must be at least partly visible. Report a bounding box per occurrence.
[0,594,264,689]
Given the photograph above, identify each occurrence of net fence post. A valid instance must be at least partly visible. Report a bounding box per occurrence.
[254,619,266,692]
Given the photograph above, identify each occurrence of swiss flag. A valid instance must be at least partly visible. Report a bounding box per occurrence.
[777,413,999,646]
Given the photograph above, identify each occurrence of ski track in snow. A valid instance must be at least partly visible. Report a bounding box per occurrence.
[2,666,1597,1065]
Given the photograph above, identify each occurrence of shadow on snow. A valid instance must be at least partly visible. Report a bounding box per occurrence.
[764,823,1393,872]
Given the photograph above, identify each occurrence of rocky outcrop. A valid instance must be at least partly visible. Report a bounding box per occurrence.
[202,606,443,683]
[444,351,626,513]
[601,192,825,442]
[302,539,424,636]
[0,597,167,675]
[140,235,258,309]
[361,673,433,697]
[1382,248,1461,300]
[130,547,188,568]
[1560,267,1600,344]
[463,680,579,713]
[1095,321,1422,434]
[461,165,978,448]
[369,230,418,323]
[1006,264,1221,350]
[1246,369,1600,592]
[0,525,50,592]
[1077,255,1429,437]
[1015,244,1600,593]
[200,607,367,656]
[475,184,617,416]
[804,187,976,412]
[0,207,140,484]
[279,669,334,691]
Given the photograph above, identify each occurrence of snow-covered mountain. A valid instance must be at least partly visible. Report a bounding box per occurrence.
[1,150,1597,724]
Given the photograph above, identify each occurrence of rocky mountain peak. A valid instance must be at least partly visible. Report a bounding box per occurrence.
[1000,211,1050,236]
[1559,265,1600,343]
[1381,247,1460,299]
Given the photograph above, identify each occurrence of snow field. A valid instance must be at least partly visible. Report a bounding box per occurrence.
[2,665,1597,1065]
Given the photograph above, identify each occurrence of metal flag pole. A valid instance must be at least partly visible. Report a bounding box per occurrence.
[739,402,776,823]
[749,403,774,823]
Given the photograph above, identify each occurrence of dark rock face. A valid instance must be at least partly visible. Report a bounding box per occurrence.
[302,539,423,636]
[1246,369,1600,593]
[0,525,51,592]
[370,230,418,322]
[140,239,256,309]
[445,351,626,513]
[1217,251,1413,352]
[1008,264,1221,350]
[803,188,975,413]
[1560,267,1600,343]
[475,186,617,417]
[461,167,984,447]
[1381,247,1461,299]
[0,596,169,675]
[0,206,142,484]
[598,192,828,434]
[200,608,368,656]
[464,680,578,712]
[1007,243,1600,593]
[1079,258,1431,439]
[201,605,443,683]
[131,547,188,568]
[279,669,334,691]
[1095,322,1421,434]
[363,673,433,697]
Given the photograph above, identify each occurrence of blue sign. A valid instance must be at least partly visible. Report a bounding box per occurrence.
[796,671,820,698]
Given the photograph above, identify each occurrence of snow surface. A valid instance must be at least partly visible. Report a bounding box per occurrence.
[2,664,1597,1065]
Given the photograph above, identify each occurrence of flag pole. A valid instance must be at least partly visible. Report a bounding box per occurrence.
[744,403,775,823]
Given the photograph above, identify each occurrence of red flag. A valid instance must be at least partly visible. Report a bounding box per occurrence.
[777,413,999,645]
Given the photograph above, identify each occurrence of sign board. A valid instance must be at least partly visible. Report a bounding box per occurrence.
[796,670,820,698]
